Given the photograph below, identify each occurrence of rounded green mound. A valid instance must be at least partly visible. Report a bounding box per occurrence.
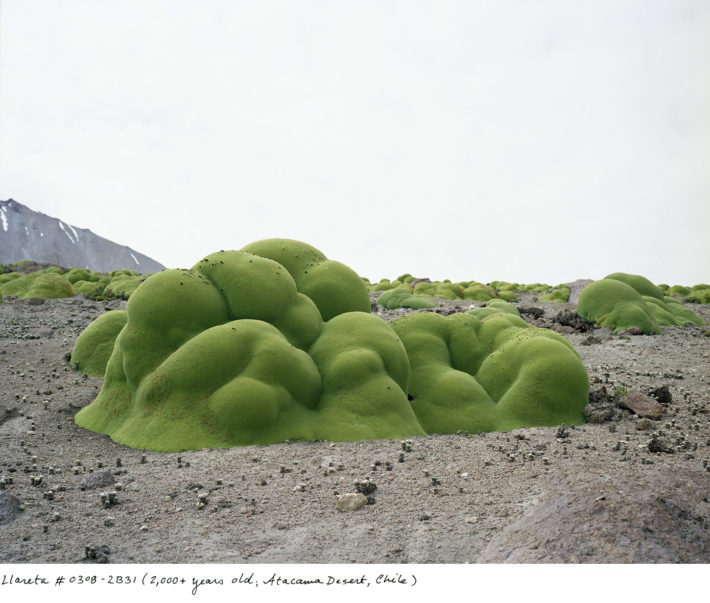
[467,299,520,320]
[0,271,75,299]
[686,288,710,304]
[376,287,436,310]
[71,310,128,377]
[604,272,663,300]
[497,290,518,302]
[578,274,704,333]
[666,285,691,297]
[462,283,498,301]
[74,241,590,450]
[390,311,588,434]
[75,243,424,450]
[538,285,571,303]
[241,238,369,321]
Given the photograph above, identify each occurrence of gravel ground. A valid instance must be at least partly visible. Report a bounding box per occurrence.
[0,293,709,564]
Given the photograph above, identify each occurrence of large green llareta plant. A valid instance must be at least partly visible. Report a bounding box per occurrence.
[390,311,588,433]
[577,273,705,333]
[74,239,589,451]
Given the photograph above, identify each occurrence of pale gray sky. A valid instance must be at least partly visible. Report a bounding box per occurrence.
[1,0,708,285]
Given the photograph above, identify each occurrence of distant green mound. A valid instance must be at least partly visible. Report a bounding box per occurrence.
[0,271,75,299]
[538,285,571,303]
[0,265,150,301]
[578,273,705,333]
[376,287,436,310]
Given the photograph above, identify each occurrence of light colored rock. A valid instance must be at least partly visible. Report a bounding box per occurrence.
[336,493,368,512]
[622,391,664,419]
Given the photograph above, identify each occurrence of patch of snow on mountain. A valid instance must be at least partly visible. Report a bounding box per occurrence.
[58,221,76,244]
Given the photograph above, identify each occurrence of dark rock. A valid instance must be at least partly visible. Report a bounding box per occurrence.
[624,326,644,335]
[555,425,571,439]
[621,391,664,419]
[554,310,594,332]
[650,385,673,405]
[518,307,544,319]
[583,388,622,423]
[24,297,46,306]
[580,335,602,346]
[83,545,111,563]
[0,491,23,525]
[648,437,675,454]
[79,469,115,491]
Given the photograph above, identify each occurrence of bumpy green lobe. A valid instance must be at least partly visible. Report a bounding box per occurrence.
[686,288,710,304]
[71,310,128,377]
[667,285,691,297]
[468,300,520,320]
[538,285,571,303]
[0,272,22,285]
[463,283,498,301]
[578,274,704,333]
[413,281,465,300]
[497,290,518,302]
[376,288,436,310]
[1,272,75,299]
[604,273,663,300]
[390,311,588,434]
[241,238,369,321]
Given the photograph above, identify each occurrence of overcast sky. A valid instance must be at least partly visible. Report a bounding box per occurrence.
[1,1,708,285]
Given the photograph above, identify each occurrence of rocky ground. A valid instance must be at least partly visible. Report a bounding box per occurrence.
[0,292,709,564]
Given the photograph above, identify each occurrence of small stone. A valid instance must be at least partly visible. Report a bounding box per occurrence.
[650,385,673,405]
[624,326,644,335]
[464,516,478,523]
[79,469,114,491]
[336,493,368,512]
[648,436,675,454]
[636,418,653,431]
[622,391,664,419]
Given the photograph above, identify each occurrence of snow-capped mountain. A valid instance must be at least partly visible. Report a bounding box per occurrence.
[0,199,166,273]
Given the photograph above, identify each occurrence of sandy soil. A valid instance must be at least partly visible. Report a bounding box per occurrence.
[0,292,708,563]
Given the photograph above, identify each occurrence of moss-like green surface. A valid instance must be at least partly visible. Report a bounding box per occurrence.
[538,285,571,303]
[71,310,128,377]
[686,288,710,304]
[578,274,705,333]
[467,299,520,320]
[241,239,370,321]
[390,311,588,434]
[0,272,75,299]
[74,241,591,451]
[376,287,436,310]
[462,283,498,301]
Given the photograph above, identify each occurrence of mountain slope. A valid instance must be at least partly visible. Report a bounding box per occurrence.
[0,199,166,273]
